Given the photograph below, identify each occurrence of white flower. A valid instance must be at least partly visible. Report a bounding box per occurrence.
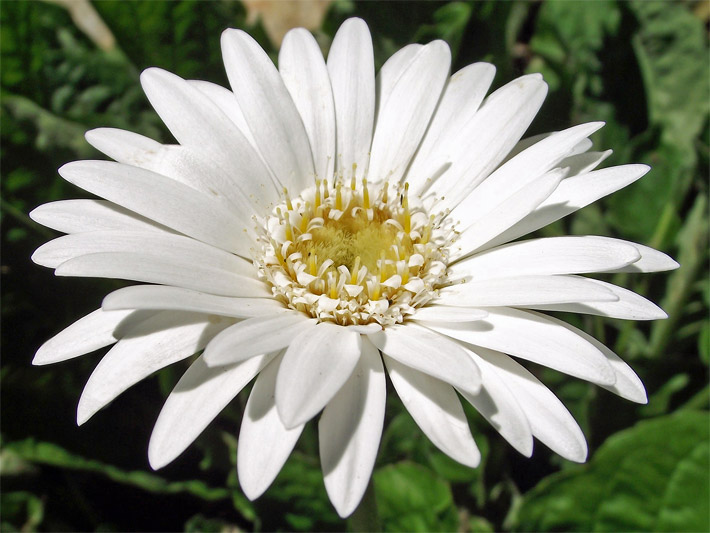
[30,18,678,518]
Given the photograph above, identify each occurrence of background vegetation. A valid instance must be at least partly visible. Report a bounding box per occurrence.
[1,0,708,531]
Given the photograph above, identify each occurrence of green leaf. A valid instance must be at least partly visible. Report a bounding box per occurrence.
[1,491,45,532]
[373,461,458,532]
[4,439,231,502]
[511,411,710,532]
[700,322,710,366]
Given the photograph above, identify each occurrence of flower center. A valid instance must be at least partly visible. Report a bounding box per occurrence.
[254,174,453,326]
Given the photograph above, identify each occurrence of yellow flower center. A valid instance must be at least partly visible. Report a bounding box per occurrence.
[254,176,451,326]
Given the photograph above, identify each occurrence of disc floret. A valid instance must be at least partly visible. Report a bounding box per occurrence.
[254,174,453,326]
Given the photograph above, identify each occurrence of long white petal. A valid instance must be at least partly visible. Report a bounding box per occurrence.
[485,164,650,249]
[33,308,136,365]
[84,127,162,165]
[449,236,641,278]
[406,62,496,190]
[601,241,679,273]
[327,18,375,179]
[188,80,259,150]
[32,230,255,276]
[203,313,316,366]
[451,123,604,229]
[29,200,171,235]
[412,305,488,323]
[55,252,269,298]
[320,339,386,518]
[58,160,249,255]
[102,285,283,318]
[238,352,304,500]
[368,41,451,183]
[560,150,612,176]
[472,347,588,462]
[437,275,618,307]
[221,29,315,191]
[148,353,274,469]
[529,278,667,320]
[423,74,548,204]
[450,169,563,260]
[279,28,336,182]
[275,323,362,428]
[368,323,481,394]
[423,308,616,386]
[385,355,480,467]
[458,350,533,456]
[375,44,422,114]
[536,315,647,403]
[77,312,230,424]
[139,68,278,201]
[86,127,277,212]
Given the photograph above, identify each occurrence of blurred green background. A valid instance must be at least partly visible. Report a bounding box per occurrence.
[1,0,708,531]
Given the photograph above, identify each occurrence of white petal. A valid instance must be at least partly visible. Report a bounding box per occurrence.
[449,236,641,279]
[368,323,481,394]
[385,355,480,467]
[148,353,274,469]
[368,41,451,183]
[375,44,422,113]
[86,127,277,212]
[77,312,230,424]
[536,315,647,403]
[221,29,314,191]
[58,161,249,255]
[423,308,616,386]
[30,200,170,235]
[529,278,667,320]
[485,164,650,249]
[422,74,548,204]
[472,347,588,462]
[139,68,278,200]
[458,350,533,456]
[32,230,255,276]
[103,285,284,318]
[602,241,679,273]
[437,275,618,307]
[203,313,316,366]
[450,168,564,260]
[451,122,604,229]
[327,18,375,178]
[275,323,362,428]
[412,305,488,323]
[188,80,259,150]
[55,252,269,298]
[406,62,496,191]
[238,352,304,499]
[560,150,612,176]
[85,127,162,165]
[33,308,135,365]
[320,339,386,518]
[279,28,336,182]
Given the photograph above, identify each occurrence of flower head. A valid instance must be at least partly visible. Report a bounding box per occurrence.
[30,18,678,517]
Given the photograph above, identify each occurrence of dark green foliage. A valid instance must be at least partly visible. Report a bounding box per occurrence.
[1,0,707,531]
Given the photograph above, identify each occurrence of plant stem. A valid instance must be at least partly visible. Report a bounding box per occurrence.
[348,479,381,532]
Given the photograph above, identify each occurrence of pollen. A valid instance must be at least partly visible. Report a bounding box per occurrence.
[254,174,454,326]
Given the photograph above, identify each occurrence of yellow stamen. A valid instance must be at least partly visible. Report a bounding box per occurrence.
[381,182,389,204]
[351,256,361,284]
[402,183,411,234]
[315,179,321,209]
[335,182,343,210]
[350,163,357,190]
[309,253,317,276]
[283,188,293,210]
[362,178,370,209]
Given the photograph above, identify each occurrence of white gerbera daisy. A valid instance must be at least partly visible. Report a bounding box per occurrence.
[30,18,677,518]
